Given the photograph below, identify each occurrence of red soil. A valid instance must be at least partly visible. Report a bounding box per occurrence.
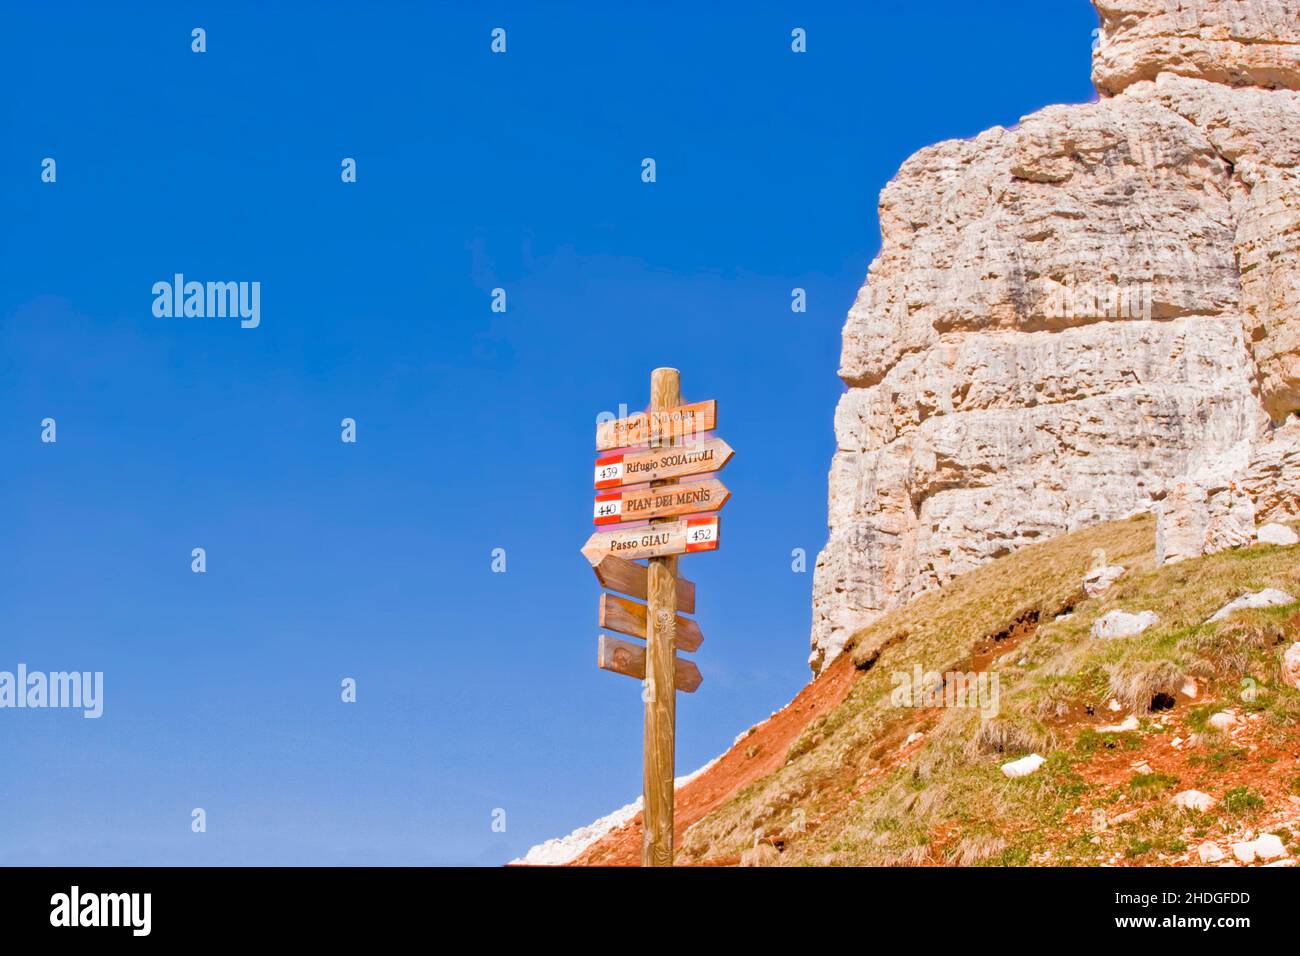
[571,652,859,866]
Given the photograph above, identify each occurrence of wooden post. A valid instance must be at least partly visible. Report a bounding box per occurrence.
[643,367,680,867]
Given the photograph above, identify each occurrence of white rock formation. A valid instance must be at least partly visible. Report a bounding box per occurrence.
[1084,565,1127,598]
[1092,0,1300,96]
[1001,753,1047,779]
[1207,588,1297,622]
[1099,715,1140,733]
[811,0,1300,671]
[1257,522,1300,545]
[1233,833,1288,864]
[1208,710,1240,731]
[1171,790,1218,812]
[1284,642,1300,690]
[1197,842,1225,864]
[1091,609,1159,639]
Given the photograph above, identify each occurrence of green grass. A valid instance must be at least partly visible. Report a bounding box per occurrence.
[673,515,1300,866]
[1221,786,1265,817]
[1129,772,1179,798]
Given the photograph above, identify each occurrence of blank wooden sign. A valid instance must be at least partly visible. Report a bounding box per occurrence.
[599,593,703,653]
[592,555,696,614]
[597,635,702,693]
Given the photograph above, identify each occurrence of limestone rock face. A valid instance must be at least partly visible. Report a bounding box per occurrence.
[1093,0,1300,96]
[1242,422,1300,521]
[811,0,1300,673]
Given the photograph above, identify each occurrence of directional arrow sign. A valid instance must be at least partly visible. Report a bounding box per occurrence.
[594,438,734,489]
[599,593,703,652]
[592,555,696,614]
[595,400,717,452]
[580,517,719,565]
[594,478,730,526]
[598,635,702,693]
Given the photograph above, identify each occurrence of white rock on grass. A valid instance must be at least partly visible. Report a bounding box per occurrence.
[1084,565,1126,598]
[1171,790,1217,812]
[1233,834,1287,864]
[1208,588,1296,623]
[1252,834,1288,862]
[1284,643,1300,691]
[1208,710,1239,731]
[1099,716,1140,733]
[1091,610,1158,639]
[1001,753,1046,779]
[1197,842,1225,863]
[1257,523,1299,546]
[1180,678,1198,698]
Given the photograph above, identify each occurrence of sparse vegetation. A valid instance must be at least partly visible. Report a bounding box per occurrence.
[1129,772,1179,798]
[1221,786,1265,817]
[673,516,1300,866]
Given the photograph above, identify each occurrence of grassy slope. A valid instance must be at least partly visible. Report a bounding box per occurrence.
[677,514,1300,866]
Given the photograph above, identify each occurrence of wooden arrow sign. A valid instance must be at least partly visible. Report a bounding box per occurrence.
[598,635,702,693]
[594,438,734,489]
[592,555,695,614]
[580,517,719,565]
[595,400,717,452]
[599,593,703,653]
[594,478,730,526]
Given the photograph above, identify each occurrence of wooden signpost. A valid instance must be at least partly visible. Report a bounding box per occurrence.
[595,399,717,452]
[599,592,704,652]
[581,368,731,867]
[592,555,695,614]
[594,438,734,488]
[580,517,720,563]
[597,635,703,693]
[594,478,729,525]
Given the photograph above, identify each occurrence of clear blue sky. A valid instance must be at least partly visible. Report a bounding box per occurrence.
[1,2,1099,865]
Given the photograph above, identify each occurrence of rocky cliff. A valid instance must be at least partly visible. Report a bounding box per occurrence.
[811,0,1300,672]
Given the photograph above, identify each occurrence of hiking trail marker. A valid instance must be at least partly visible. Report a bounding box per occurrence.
[580,368,731,867]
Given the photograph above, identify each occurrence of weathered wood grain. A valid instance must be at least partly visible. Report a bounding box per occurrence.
[594,438,734,488]
[597,634,702,693]
[591,555,695,614]
[580,517,720,565]
[599,592,703,653]
[595,399,716,451]
[594,478,730,525]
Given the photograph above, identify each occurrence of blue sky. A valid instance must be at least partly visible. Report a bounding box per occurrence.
[1,2,1099,865]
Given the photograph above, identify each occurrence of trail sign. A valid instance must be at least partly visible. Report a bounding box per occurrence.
[582,368,729,867]
[592,555,696,614]
[594,438,734,489]
[597,635,702,693]
[595,400,716,451]
[580,517,719,565]
[593,478,730,525]
[599,592,703,653]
